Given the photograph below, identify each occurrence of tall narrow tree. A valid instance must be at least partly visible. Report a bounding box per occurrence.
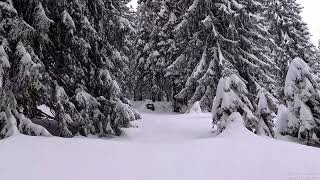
[134,0,180,102]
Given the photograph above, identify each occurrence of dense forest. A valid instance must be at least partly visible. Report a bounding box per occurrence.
[1,0,320,146]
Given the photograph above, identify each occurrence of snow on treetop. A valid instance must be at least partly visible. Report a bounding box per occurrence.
[158,5,167,17]
[75,90,100,109]
[284,57,313,97]
[256,89,270,114]
[201,15,213,28]
[174,19,188,32]
[168,12,177,23]
[82,16,96,33]
[212,74,248,119]
[62,10,76,31]
[34,3,54,32]
[16,42,32,64]
[188,0,200,11]
[228,74,248,94]
[0,0,17,16]
[230,0,244,10]
[152,50,160,57]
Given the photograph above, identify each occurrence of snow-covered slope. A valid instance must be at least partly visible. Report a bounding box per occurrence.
[1,113,320,180]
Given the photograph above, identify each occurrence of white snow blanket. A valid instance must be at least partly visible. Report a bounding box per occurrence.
[1,113,320,180]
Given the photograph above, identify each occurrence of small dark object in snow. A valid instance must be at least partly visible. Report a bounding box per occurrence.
[146,104,155,111]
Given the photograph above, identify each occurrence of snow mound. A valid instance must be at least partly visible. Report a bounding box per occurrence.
[188,101,202,114]
[218,112,255,138]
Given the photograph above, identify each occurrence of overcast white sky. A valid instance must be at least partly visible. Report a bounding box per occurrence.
[297,0,320,45]
[128,0,320,45]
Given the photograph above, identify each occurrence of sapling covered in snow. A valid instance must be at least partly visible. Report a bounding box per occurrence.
[284,57,320,144]
[212,71,258,134]
[189,101,202,114]
[276,105,289,135]
[255,88,278,137]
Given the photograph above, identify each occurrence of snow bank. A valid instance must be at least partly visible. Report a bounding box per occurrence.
[218,112,254,138]
[188,101,202,114]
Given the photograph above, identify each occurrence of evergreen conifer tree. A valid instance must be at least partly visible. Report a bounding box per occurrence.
[264,0,318,89]
[283,57,320,145]
[212,65,258,134]
[167,0,279,114]
[0,0,139,139]
[134,0,179,102]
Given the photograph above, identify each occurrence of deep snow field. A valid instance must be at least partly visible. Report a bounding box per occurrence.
[1,111,320,180]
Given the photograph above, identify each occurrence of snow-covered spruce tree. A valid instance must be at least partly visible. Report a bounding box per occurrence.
[134,0,180,102]
[0,0,139,139]
[165,0,216,111]
[283,57,320,145]
[212,66,258,134]
[167,0,279,112]
[0,39,52,138]
[264,0,318,88]
[0,1,51,138]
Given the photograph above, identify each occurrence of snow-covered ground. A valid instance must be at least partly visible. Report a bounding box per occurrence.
[1,112,320,180]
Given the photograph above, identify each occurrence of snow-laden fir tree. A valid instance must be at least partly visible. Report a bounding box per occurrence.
[255,88,279,137]
[0,0,139,139]
[134,0,180,102]
[281,57,320,145]
[212,65,258,134]
[0,38,52,138]
[167,0,279,113]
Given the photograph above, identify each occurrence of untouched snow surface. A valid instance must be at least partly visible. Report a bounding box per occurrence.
[1,112,320,180]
